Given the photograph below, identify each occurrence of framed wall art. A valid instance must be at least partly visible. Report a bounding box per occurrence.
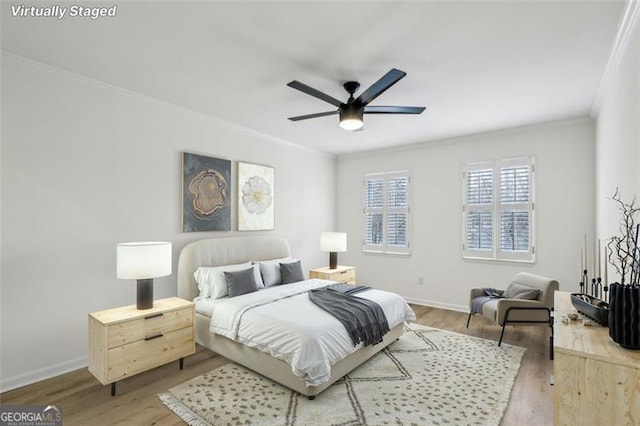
[182,152,231,232]
[238,162,274,231]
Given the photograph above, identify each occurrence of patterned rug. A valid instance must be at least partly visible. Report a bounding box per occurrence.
[159,324,525,426]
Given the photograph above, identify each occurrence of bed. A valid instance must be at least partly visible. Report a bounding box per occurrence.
[177,235,415,398]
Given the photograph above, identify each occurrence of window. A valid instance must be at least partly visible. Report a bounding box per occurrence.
[463,157,534,262]
[363,170,410,254]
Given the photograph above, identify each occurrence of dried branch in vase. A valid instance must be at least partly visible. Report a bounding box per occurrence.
[606,188,640,285]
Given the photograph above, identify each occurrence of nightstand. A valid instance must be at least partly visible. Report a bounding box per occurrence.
[88,297,195,396]
[309,265,356,284]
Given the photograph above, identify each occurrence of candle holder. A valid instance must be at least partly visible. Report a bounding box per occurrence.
[571,293,610,326]
[596,277,602,300]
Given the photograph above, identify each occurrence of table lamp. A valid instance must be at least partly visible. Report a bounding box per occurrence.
[117,241,172,310]
[320,232,347,269]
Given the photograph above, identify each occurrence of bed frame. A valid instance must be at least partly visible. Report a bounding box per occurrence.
[177,235,404,398]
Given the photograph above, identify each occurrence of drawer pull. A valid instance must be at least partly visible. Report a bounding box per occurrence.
[339,271,347,274]
[144,313,164,320]
[144,334,163,341]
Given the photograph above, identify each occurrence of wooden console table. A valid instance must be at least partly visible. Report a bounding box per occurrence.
[553,291,640,425]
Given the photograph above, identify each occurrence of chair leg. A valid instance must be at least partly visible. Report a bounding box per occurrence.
[498,323,507,346]
[466,313,472,328]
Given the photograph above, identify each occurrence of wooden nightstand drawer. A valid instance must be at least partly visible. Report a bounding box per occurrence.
[331,268,355,283]
[309,266,356,284]
[107,307,193,348]
[107,326,194,382]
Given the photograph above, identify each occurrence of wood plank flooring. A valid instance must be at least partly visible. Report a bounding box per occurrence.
[0,305,553,425]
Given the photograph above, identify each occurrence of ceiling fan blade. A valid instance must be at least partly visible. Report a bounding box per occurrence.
[355,68,407,106]
[288,110,338,121]
[287,81,343,108]
[364,106,426,114]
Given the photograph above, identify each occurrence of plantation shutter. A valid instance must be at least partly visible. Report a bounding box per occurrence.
[364,177,384,246]
[498,158,534,261]
[363,171,410,254]
[463,164,494,259]
[387,175,408,247]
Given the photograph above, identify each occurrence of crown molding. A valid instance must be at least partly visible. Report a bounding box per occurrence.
[591,0,640,115]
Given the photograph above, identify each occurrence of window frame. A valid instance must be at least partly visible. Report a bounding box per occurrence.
[363,170,411,255]
[462,157,535,263]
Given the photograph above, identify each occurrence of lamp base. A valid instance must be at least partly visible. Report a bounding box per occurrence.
[329,252,338,269]
[137,278,154,310]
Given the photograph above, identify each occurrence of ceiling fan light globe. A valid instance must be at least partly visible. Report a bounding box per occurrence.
[340,118,364,131]
[339,106,364,131]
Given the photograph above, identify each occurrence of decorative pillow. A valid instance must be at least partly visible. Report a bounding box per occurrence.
[256,257,295,287]
[280,260,304,284]
[503,281,541,300]
[225,267,260,297]
[194,262,263,299]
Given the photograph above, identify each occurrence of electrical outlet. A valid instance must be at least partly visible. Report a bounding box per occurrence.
[418,276,424,285]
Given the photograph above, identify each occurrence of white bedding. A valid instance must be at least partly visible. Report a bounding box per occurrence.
[204,279,416,387]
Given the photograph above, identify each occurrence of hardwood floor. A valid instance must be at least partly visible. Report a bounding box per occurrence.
[0,305,553,425]
[412,305,554,426]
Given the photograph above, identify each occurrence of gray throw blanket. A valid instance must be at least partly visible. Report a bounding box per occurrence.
[470,288,503,314]
[309,284,390,347]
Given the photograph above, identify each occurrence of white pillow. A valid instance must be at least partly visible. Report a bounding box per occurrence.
[194,262,264,299]
[255,257,296,287]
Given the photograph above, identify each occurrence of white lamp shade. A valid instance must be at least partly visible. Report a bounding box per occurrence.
[117,242,172,279]
[320,232,347,252]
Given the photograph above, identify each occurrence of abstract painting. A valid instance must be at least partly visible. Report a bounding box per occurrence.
[182,152,231,232]
[238,162,274,231]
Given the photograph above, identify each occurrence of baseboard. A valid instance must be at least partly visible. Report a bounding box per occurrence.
[404,297,469,313]
[0,356,88,394]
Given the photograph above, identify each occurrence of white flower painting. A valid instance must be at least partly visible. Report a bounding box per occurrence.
[238,162,274,230]
[242,176,272,214]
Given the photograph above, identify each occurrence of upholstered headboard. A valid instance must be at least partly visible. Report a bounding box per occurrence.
[177,235,291,301]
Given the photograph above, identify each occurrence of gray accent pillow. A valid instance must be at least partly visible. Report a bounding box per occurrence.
[503,281,541,300]
[257,257,294,287]
[280,260,304,284]
[225,267,259,297]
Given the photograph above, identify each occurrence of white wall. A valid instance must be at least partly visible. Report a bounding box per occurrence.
[336,119,595,311]
[0,54,336,391]
[595,13,640,256]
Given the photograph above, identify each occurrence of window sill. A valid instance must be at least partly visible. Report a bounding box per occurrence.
[363,249,411,256]
[462,255,535,264]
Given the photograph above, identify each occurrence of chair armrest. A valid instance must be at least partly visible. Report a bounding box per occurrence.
[469,288,504,309]
[495,299,550,325]
[469,288,485,307]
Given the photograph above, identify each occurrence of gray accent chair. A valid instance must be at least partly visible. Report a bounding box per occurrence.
[467,272,559,359]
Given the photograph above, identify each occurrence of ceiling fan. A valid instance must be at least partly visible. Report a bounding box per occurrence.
[287,68,425,131]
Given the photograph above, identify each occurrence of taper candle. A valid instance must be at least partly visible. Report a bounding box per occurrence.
[604,246,608,285]
[598,239,601,277]
[593,240,596,276]
[584,235,587,271]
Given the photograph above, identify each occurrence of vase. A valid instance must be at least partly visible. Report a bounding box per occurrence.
[608,283,640,350]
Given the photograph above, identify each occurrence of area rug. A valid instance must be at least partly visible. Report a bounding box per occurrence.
[159,324,525,426]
